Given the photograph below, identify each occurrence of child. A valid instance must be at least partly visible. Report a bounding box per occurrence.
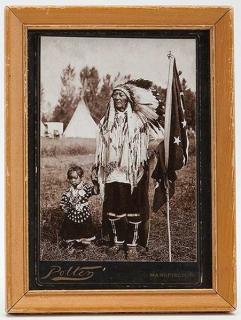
[60,165,98,251]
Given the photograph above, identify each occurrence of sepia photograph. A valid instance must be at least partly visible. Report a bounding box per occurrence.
[39,35,196,263]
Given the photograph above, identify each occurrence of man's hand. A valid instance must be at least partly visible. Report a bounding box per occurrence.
[93,183,100,195]
[91,164,98,183]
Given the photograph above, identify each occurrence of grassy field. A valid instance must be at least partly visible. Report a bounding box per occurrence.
[40,135,196,262]
[41,137,97,157]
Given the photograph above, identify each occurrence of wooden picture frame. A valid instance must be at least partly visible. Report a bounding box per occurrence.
[5,6,235,313]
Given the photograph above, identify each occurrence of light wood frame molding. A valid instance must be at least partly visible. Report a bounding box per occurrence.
[5,6,235,313]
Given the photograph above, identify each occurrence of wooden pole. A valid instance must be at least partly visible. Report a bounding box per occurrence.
[165,177,172,262]
[164,52,174,262]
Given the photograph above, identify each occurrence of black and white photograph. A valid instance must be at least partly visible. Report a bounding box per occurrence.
[39,35,196,263]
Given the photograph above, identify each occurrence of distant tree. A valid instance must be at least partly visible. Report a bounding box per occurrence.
[79,66,100,121]
[41,113,47,123]
[93,74,112,121]
[40,83,45,106]
[50,65,132,128]
[40,83,46,122]
[42,102,52,123]
[181,78,196,130]
[51,64,80,129]
[51,63,196,131]
[152,77,195,130]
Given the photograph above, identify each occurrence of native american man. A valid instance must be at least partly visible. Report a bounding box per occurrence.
[92,79,165,259]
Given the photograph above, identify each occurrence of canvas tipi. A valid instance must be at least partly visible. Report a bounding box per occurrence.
[63,100,98,138]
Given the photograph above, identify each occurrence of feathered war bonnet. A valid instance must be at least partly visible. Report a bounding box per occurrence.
[100,79,163,135]
[113,79,161,123]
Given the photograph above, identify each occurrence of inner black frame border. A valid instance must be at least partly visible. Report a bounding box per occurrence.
[28,29,211,290]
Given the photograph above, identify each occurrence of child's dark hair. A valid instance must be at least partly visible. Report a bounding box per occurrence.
[67,166,84,179]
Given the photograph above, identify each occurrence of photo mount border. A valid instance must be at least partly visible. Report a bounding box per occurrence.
[28,28,210,291]
[5,6,235,313]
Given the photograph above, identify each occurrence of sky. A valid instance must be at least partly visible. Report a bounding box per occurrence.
[41,36,196,112]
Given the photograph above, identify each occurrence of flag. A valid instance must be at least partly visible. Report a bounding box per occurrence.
[152,57,189,212]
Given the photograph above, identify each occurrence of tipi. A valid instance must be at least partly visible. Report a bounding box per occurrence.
[63,100,98,138]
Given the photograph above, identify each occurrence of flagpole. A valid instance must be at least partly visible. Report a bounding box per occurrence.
[164,51,174,262]
[164,51,174,166]
[165,178,172,262]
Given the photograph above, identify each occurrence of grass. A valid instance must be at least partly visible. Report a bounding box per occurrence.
[41,137,96,157]
[40,134,196,262]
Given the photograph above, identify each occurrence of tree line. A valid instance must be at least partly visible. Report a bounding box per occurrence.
[41,64,196,130]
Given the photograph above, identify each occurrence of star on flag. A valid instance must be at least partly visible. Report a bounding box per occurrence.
[181,119,187,128]
[174,136,181,145]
